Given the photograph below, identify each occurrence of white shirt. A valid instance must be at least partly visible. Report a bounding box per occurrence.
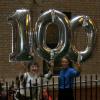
[16,71,52,100]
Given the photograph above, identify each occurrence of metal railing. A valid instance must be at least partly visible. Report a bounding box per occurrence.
[0,74,100,100]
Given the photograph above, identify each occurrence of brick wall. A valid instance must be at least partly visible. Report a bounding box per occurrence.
[0,0,100,79]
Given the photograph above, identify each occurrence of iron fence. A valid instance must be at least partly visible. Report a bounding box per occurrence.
[0,74,100,100]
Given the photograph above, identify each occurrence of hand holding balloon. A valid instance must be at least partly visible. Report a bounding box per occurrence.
[74,62,81,72]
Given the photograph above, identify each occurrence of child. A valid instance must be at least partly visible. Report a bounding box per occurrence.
[42,88,52,100]
[15,61,52,100]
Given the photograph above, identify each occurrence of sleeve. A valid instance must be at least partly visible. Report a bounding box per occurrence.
[44,71,52,80]
[38,71,52,86]
[19,73,27,81]
[20,73,28,87]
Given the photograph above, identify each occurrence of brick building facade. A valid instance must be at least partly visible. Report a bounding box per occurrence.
[0,0,100,80]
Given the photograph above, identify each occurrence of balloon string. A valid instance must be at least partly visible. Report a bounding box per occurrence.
[50,50,55,60]
[77,52,82,64]
[49,59,54,74]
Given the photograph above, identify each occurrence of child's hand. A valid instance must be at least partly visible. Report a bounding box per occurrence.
[49,60,54,67]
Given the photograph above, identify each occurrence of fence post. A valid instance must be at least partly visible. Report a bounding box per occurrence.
[52,77,54,100]
[6,82,8,100]
[24,80,26,100]
[80,76,82,100]
[30,80,32,100]
[95,74,97,100]
[47,80,49,99]
[85,75,87,100]
[36,79,38,100]
[90,75,93,100]
[12,81,15,100]
[58,77,60,100]
[74,76,76,100]
[18,80,21,100]
[41,77,43,100]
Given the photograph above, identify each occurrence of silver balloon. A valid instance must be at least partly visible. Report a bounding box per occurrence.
[34,9,71,62]
[8,9,33,62]
[67,15,96,63]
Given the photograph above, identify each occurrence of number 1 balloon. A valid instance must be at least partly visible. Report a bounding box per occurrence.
[8,9,33,62]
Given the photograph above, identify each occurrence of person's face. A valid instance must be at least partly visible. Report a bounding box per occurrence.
[61,58,69,69]
[30,64,38,74]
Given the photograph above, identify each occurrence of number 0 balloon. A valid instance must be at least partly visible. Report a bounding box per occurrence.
[67,15,96,63]
[34,9,71,62]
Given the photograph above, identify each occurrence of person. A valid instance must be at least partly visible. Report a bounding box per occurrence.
[58,56,81,100]
[42,88,52,100]
[15,61,52,100]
